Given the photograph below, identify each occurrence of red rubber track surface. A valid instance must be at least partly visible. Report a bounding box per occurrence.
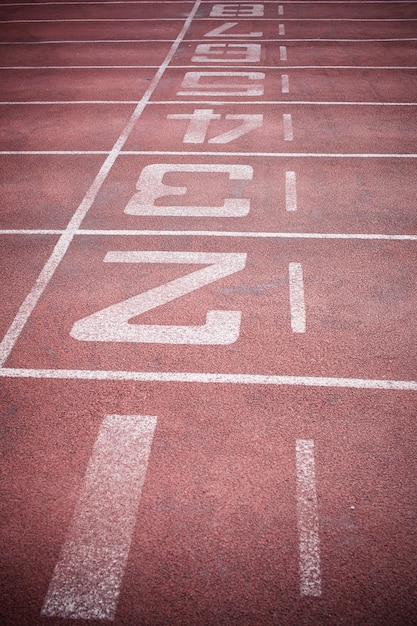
[1,1,416,625]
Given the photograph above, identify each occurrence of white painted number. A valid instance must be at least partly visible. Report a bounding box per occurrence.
[167,109,263,144]
[124,163,253,217]
[192,43,261,63]
[209,4,264,17]
[178,71,265,96]
[70,252,247,345]
[204,22,263,38]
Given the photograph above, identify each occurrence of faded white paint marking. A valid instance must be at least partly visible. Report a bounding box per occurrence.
[279,23,285,36]
[285,171,297,211]
[41,414,157,621]
[178,71,265,96]
[167,109,263,144]
[124,163,253,216]
[75,230,417,241]
[278,5,284,15]
[289,263,306,333]
[209,3,264,18]
[283,113,293,141]
[191,43,261,63]
[70,251,246,345]
[2,368,417,390]
[281,74,290,93]
[295,440,322,597]
[203,22,263,38]
[280,45,287,61]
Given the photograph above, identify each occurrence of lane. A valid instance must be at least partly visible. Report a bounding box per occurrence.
[0,68,157,102]
[152,67,417,102]
[0,41,172,66]
[124,103,417,153]
[81,155,417,236]
[4,235,416,383]
[0,104,135,151]
[0,154,105,229]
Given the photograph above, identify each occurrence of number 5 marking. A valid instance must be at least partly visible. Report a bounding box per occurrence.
[70,251,247,345]
[124,163,253,217]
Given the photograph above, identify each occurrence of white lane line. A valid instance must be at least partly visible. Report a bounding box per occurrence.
[75,230,417,240]
[278,5,284,15]
[295,440,322,597]
[0,230,65,235]
[285,171,297,211]
[2,65,416,70]
[120,152,417,158]
[279,46,287,61]
[41,414,157,621]
[2,230,417,241]
[281,74,290,93]
[2,152,417,158]
[289,263,306,333]
[4,101,417,107]
[0,0,203,368]
[1,368,417,390]
[279,24,285,36]
[283,114,294,141]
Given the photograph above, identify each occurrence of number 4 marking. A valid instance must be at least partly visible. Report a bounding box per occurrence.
[70,252,247,345]
[167,109,263,144]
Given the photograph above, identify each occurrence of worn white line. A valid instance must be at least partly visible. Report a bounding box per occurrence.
[2,229,416,241]
[296,440,322,597]
[279,24,285,36]
[285,172,297,212]
[0,66,159,69]
[4,38,417,43]
[289,263,306,333]
[278,5,284,15]
[0,39,175,44]
[279,45,287,61]
[2,1,417,5]
[75,230,417,240]
[281,74,290,94]
[283,113,294,141]
[1,368,416,390]
[0,0,203,368]
[0,230,64,235]
[3,101,417,107]
[119,151,417,158]
[151,101,417,106]
[2,151,417,158]
[2,65,416,70]
[172,65,417,69]
[41,414,157,621]
[0,151,109,155]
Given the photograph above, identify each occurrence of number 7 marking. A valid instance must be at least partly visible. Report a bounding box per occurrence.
[70,252,247,345]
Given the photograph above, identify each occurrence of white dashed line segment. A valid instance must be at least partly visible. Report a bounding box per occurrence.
[41,414,157,621]
[295,439,322,597]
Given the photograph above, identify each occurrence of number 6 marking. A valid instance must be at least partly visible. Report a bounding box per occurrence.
[124,164,253,217]
[70,251,247,345]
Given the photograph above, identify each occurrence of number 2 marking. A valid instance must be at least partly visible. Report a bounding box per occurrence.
[70,251,247,345]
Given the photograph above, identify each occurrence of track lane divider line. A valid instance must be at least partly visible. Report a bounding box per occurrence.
[1,368,416,390]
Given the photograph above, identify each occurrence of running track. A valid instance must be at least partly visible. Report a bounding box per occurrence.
[1,1,417,624]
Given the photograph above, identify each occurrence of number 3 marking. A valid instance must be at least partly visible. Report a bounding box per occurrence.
[70,252,247,345]
[124,163,253,217]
